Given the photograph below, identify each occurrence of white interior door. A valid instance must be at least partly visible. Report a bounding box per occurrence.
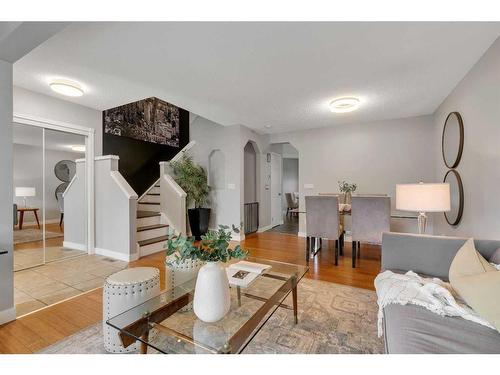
[270,153,283,227]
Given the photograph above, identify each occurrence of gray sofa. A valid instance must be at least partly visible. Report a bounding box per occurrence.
[380,232,500,354]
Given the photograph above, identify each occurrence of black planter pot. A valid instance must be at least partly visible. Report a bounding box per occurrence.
[188,208,211,240]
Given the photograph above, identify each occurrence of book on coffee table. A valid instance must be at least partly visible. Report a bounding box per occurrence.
[226,261,272,288]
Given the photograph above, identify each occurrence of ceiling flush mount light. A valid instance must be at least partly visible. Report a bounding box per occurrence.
[264,125,272,129]
[71,145,86,152]
[329,97,361,113]
[49,79,84,97]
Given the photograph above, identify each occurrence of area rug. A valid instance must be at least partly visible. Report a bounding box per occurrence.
[38,278,384,354]
[14,229,63,244]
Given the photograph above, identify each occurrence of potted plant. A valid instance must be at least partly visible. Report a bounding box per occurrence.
[338,180,357,204]
[166,225,247,322]
[170,153,210,240]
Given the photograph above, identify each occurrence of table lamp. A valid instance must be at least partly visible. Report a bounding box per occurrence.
[396,182,450,234]
[15,187,36,208]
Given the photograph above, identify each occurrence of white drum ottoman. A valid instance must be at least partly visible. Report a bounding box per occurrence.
[103,267,160,353]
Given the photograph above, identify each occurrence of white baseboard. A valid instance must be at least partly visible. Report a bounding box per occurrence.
[95,247,138,262]
[139,244,166,258]
[0,306,16,325]
[231,232,244,242]
[257,224,273,233]
[298,231,306,237]
[63,241,87,251]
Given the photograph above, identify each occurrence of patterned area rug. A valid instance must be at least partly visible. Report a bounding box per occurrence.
[39,278,384,354]
[14,229,63,244]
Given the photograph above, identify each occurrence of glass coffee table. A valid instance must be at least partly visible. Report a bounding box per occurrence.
[106,257,308,354]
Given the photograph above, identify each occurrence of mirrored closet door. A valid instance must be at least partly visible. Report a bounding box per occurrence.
[13,123,88,271]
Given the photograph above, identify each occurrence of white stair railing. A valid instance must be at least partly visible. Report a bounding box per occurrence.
[159,141,196,235]
[65,155,138,261]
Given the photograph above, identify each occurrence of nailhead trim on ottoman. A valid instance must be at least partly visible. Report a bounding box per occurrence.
[103,267,160,353]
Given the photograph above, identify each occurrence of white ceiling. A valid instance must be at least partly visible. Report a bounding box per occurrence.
[13,123,85,154]
[13,22,500,133]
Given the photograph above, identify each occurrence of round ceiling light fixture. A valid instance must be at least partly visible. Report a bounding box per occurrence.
[329,97,361,113]
[49,79,84,97]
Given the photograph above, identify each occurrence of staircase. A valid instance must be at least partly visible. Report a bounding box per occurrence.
[136,182,169,257]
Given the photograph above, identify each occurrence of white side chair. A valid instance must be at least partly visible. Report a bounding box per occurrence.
[165,255,204,311]
[103,267,160,353]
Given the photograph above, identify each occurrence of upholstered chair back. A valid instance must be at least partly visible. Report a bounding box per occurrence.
[351,196,390,244]
[56,192,64,213]
[285,193,298,208]
[305,195,340,240]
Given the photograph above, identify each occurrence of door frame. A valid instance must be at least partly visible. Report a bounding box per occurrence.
[13,113,95,255]
[270,152,283,227]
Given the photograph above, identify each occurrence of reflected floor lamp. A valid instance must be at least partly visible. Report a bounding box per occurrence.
[396,182,450,234]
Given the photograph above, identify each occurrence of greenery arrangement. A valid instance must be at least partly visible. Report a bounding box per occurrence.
[166,225,248,263]
[338,180,357,194]
[170,153,210,208]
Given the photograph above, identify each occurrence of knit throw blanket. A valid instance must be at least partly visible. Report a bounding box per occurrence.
[374,270,494,337]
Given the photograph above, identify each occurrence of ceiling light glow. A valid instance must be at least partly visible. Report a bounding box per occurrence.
[329,97,361,113]
[71,145,86,152]
[49,79,84,97]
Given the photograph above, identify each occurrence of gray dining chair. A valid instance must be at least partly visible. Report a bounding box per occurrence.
[351,196,390,268]
[285,192,299,216]
[305,195,343,265]
[56,192,64,227]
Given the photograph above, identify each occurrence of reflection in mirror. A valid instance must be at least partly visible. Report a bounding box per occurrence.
[442,112,464,168]
[444,170,464,226]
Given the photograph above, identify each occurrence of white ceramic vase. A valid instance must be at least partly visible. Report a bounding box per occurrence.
[193,261,231,323]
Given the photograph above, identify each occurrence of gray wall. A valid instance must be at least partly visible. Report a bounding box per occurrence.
[282,158,299,212]
[189,116,243,231]
[0,59,14,323]
[271,115,436,234]
[13,143,81,223]
[433,37,500,240]
[190,115,271,236]
[14,86,103,155]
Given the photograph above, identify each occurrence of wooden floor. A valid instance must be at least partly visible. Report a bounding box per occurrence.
[0,231,381,353]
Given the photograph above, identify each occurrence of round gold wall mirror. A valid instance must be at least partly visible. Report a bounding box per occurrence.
[442,112,464,169]
[444,169,464,226]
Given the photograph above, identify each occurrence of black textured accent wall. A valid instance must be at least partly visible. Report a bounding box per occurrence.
[102,108,189,197]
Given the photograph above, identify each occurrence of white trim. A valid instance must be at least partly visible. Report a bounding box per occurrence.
[63,241,87,252]
[298,231,306,237]
[166,140,196,164]
[95,247,138,262]
[13,113,94,136]
[0,307,16,325]
[257,224,273,233]
[110,171,138,199]
[163,174,187,198]
[139,243,167,257]
[232,232,244,242]
[138,178,160,201]
[94,155,119,161]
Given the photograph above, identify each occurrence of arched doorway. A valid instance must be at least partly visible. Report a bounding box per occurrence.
[243,141,259,234]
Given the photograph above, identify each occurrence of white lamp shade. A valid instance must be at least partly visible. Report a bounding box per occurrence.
[15,187,36,197]
[396,183,450,212]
